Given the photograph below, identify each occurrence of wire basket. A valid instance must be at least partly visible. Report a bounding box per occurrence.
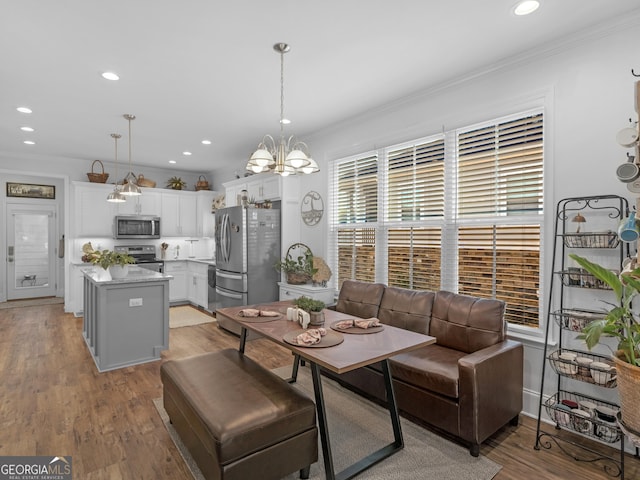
[558,269,615,290]
[562,232,619,248]
[548,349,617,388]
[544,390,621,443]
[87,160,109,183]
[282,243,314,285]
[551,308,605,332]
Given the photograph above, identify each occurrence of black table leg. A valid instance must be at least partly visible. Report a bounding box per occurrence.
[288,354,301,383]
[238,327,247,354]
[310,360,405,480]
[310,362,336,480]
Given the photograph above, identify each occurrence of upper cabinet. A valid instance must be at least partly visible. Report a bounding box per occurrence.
[72,181,215,239]
[161,191,197,237]
[115,188,161,216]
[196,191,217,238]
[223,173,283,206]
[72,182,115,237]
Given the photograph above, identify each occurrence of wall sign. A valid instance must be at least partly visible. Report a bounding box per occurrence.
[301,191,324,226]
[6,182,56,199]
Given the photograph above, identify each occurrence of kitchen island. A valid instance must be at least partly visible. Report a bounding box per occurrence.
[83,266,172,372]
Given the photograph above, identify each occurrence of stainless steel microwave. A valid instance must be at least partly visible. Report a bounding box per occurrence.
[114,215,161,239]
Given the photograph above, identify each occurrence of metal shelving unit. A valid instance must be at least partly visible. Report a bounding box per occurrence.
[534,195,629,478]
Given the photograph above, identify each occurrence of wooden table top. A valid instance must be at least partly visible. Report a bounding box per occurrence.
[216,301,436,374]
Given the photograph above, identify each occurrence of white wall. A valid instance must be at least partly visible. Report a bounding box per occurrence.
[295,13,640,438]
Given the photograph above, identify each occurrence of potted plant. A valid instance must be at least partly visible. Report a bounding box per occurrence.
[275,244,318,285]
[166,176,187,190]
[569,253,640,432]
[294,296,326,326]
[82,243,135,279]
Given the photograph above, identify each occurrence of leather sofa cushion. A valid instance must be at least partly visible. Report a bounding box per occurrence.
[161,349,317,465]
[378,286,434,334]
[335,280,385,319]
[390,344,466,399]
[430,290,506,354]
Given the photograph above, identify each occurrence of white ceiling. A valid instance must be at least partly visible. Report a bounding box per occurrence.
[2,1,639,174]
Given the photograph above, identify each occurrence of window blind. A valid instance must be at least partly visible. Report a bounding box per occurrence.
[387,138,445,221]
[457,113,543,217]
[387,227,441,291]
[458,224,540,328]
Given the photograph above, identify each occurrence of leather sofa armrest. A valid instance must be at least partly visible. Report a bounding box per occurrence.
[457,339,523,445]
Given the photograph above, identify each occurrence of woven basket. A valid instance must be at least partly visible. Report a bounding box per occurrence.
[87,160,109,183]
[196,175,210,191]
[613,352,640,433]
[287,272,312,285]
[137,174,156,188]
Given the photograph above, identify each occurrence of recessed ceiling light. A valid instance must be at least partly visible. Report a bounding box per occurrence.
[514,0,540,16]
[201,140,212,145]
[182,151,192,156]
[23,140,35,145]
[169,160,177,164]
[17,106,32,114]
[281,118,291,125]
[20,126,34,132]
[101,72,120,81]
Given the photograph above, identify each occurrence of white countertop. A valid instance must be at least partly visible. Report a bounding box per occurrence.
[164,258,215,265]
[83,265,173,284]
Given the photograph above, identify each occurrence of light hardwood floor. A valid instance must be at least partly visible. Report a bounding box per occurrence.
[0,303,638,479]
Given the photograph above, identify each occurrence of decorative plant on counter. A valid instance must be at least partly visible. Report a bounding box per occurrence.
[294,296,326,327]
[275,243,318,285]
[569,253,640,433]
[166,176,187,190]
[293,296,326,313]
[82,242,135,269]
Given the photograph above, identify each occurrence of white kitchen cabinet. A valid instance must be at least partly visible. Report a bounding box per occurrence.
[187,261,208,308]
[223,173,282,206]
[224,182,246,207]
[248,175,280,201]
[161,191,197,236]
[165,261,188,302]
[196,190,217,238]
[67,263,95,315]
[116,187,161,215]
[72,182,115,237]
[278,282,335,306]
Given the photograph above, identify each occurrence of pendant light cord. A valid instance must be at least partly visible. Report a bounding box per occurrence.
[280,48,285,141]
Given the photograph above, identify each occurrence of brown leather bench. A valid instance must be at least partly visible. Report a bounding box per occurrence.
[161,349,318,480]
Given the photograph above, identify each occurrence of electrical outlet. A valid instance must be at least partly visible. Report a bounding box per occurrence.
[129,298,143,307]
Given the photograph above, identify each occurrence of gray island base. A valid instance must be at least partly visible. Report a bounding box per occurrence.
[82,267,172,372]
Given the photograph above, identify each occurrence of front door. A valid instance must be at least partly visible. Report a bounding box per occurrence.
[6,204,57,299]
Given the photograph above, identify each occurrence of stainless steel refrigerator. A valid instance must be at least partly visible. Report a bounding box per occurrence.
[214,206,281,335]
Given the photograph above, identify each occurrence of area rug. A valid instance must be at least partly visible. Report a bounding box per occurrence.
[0,297,63,310]
[154,365,501,480]
[169,306,215,328]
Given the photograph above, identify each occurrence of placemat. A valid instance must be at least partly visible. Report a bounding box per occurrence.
[283,329,344,348]
[330,319,384,334]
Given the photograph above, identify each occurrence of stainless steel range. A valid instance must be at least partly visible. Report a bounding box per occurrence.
[114,245,164,273]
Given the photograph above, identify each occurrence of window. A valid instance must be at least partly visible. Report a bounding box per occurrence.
[329,110,544,329]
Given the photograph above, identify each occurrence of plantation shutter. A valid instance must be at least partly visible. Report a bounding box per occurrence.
[458,224,540,328]
[387,227,442,291]
[330,153,378,289]
[457,113,543,217]
[387,138,445,221]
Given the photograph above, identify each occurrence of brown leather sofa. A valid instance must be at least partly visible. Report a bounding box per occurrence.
[326,280,523,456]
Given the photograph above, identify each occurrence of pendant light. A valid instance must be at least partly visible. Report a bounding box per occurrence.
[106,133,126,203]
[246,43,318,176]
[120,113,141,196]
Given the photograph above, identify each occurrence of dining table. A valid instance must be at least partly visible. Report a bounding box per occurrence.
[215,301,436,480]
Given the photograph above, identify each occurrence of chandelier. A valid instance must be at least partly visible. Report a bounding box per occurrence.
[246,43,319,176]
[106,133,126,203]
[120,113,141,196]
